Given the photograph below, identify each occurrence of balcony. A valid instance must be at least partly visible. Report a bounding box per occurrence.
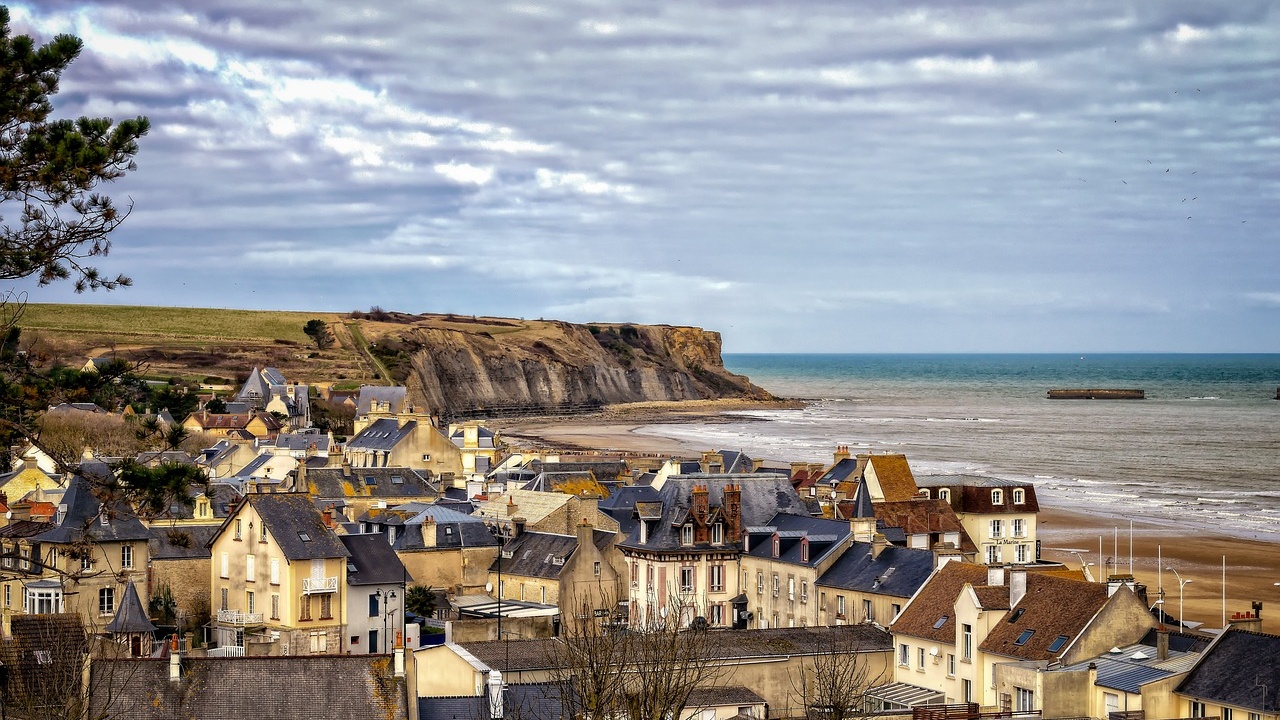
[216,609,263,626]
[302,576,338,594]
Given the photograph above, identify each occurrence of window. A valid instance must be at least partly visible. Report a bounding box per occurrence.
[99,587,115,616]
[1047,635,1069,653]
[120,544,134,569]
[25,587,62,614]
[837,595,846,617]
[918,647,926,669]
[1015,687,1034,712]
[309,631,327,653]
[81,554,93,571]
[220,552,229,579]
[710,604,723,626]
[772,574,780,597]
[892,603,901,618]
[962,679,972,703]
[369,593,380,618]
[991,489,1003,504]
[2,545,11,568]
[933,614,949,630]
[899,643,909,666]
[990,519,1004,538]
[261,524,269,543]
[947,653,955,677]
[757,572,764,594]
[711,523,724,545]
[1222,709,1232,720]
[369,629,379,653]
[680,567,695,594]
[319,594,332,620]
[710,565,724,592]
[1013,518,1025,538]
[647,565,654,590]
[300,595,312,621]
[681,524,693,545]
[1249,714,1261,720]
[1012,488,1025,504]
[270,558,280,585]
[235,519,242,540]
[1190,702,1205,718]
[1015,544,1029,563]
[3,585,8,608]
[772,535,780,557]
[788,577,795,600]
[863,599,874,622]
[801,581,808,603]
[1014,629,1035,646]
[986,545,1001,565]
[246,590,255,615]
[939,488,951,502]
[801,540,809,563]
[594,561,601,576]
[246,554,255,580]
[271,594,279,620]
[962,623,973,660]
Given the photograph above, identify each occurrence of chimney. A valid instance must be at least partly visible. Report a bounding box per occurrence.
[790,462,809,479]
[871,532,891,560]
[722,484,742,542]
[1228,610,1263,633]
[1156,625,1170,661]
[1009,568,1027,608]
[577,516,593,549]
[506,496,519,517]
[295,459,307,490]
[988,565,1005,587]
[393,645,405,677]
[322,508,333,529]
[512,516,526,538]
[834,445,851,463]
[488,669,504,720]
[421,516,437,548]
[691,485,709,523]
[933,545,964,569]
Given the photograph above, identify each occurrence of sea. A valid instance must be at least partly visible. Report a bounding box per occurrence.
[633,354,1280,541]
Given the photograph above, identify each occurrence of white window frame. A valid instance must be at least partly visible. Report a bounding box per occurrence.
[991,489,1003,504]
[270,557,280,585]
[990,519,1004,538]
[898,643,909,666]
[711,523,724,545]
[680,566,695,594]
[1013,518,1025,538]
[1012,488,1025,504]
[246,554,256,581]
[121,544,134,570]
[99,587,115,616]
[681,524,694,545]
[709,564,724,592]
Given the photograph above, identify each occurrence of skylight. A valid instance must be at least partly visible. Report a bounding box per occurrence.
[932,615,949,630]
[1008,608,1026,623]
[298,532,311,542]
[1014,629,1035,646]
[1047,635,1069,653]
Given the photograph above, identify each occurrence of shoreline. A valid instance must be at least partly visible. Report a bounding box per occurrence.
[493,398,1280,633]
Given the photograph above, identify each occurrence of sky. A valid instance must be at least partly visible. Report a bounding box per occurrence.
[7,1,1280,353]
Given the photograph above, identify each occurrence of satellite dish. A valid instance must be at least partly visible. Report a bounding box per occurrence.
[485,582,493,593]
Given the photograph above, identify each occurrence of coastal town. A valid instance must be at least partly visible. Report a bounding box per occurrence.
[0,363,1274,720]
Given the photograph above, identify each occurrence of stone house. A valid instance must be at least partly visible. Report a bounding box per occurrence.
[340,533,410,655]
[360,503,500,595]
[917,475,1041,566]
[487,517,622,617]
[343,415,465,478]
[739,512,853,629]
[815,537,946,628]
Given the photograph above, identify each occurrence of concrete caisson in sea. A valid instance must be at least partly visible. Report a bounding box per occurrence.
[1046,389,1145,400]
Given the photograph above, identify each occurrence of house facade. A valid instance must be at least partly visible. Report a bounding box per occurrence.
[916,476,1040,565]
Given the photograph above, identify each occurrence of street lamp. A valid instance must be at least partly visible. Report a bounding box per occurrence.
[1167,567,1192,629]
[373,589,398,653]
[1067,551,1095,582]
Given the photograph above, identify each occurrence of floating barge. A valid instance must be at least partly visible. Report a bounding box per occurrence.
[1047,389,1145,400]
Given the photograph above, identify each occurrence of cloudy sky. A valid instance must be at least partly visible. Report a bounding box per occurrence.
[8,1,1279,352]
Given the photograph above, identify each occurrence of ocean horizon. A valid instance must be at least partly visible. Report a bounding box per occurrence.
[633,353,1280,541]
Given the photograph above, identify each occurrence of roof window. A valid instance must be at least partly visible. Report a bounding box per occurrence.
[298,532,311,542]
[1014,629,1035,646]
[932,615,949,630]
[1008,607,1026,623]
[1047,635,1069,653]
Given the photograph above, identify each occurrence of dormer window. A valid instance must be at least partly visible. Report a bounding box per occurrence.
[772,535,780,558]
[681,524,694,546]
[639,522,649,544]
[939,488,951,502]
[991,489,1004,505]
[711,523,724,545]
[1012,488,1025,504]
[918,489,929,498]
[801,539,810,563]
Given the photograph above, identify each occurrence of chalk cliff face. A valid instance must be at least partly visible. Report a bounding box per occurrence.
[385,320,770,416]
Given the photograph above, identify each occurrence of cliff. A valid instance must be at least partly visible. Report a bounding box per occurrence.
[359,315,772,417]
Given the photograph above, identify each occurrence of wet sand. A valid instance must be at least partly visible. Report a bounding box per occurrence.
[495,400,1280,633]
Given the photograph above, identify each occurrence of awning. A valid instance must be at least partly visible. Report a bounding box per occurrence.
[866,682,946,709]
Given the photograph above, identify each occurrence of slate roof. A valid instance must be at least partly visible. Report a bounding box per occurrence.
[33,474,150,544]
[742,513,851,568]
[817,542,937,598]
[491,532,580,579]
[616,474,810,553]
[306,467,436,498]
[272,432,332,453]
[1177,629,1280,712]
[529,460,627,482]
[360,503,499,551]
[185,411,283,433]
[420,683,575,720]
[347,418,417,451]
[816,457,860,487]
[104,582,158,634]
[149,525,220,560]
[917,475,1041,514]
[356,386,409,416]
[227,493,349,561]
[0,520,55,539]
[458,625,892,673]
[340,533,410,586]
[1057,641,1198,695]
[89,656,409,720]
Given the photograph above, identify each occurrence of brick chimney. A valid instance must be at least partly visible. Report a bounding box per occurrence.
[1228,610,1263,632]
[834,445,851,463]
[506,495,519,517]
[722,483,742,543]
[691,484,709,521]
[1156,625,1170,661]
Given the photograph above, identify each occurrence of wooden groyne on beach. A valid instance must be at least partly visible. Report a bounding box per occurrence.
[1047,389,1145,400]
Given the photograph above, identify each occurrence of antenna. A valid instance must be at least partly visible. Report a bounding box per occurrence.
[1221,555,1226,629]
[1128,520,1133,576]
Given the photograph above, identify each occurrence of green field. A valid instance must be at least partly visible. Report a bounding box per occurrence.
[19,304,343,344]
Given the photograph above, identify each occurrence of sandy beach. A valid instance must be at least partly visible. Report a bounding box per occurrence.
[496,400,1280,634]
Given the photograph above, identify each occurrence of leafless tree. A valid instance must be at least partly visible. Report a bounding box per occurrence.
[548,589,725,720]
[789,626,889,720]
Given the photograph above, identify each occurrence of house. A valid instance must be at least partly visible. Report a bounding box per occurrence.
[917,475,1041,565]
[473,489,618,538]
[616,474,812,629]
[90,654,409,719]
[148,524,221,631]
[889,562,1157,706]
[265,430,333,460]
[448,421,503,483]
[343,415,465,477]
[1156,626,1280,720]
[487,517,622,617]
[355,385,410,421]
[236,366,311,429]
[102,581,158,657]
[208,493,350,656]
[0,472,152,634]
[183,411,283,440]
[360,503,500,595]
[340,533,410,654]
[739,512,853,629]
[815,538,944,628]
[300,464,438,521]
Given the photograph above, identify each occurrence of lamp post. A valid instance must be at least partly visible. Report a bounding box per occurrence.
[1167,567,1192,629]
[373,589,398,653]
[1067,551,1095,582]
